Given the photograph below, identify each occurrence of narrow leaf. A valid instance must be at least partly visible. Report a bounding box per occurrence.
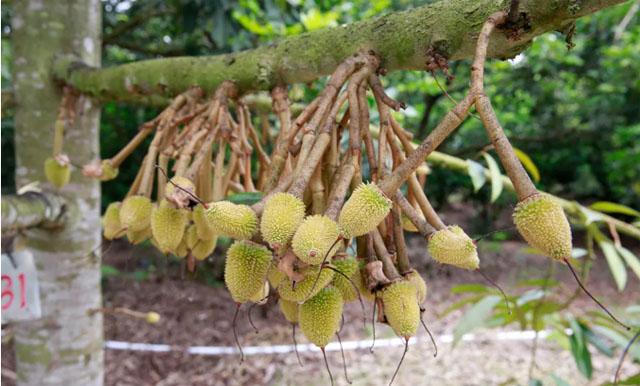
[482,152,503,202]
[568,318,593,379]
[589,201,640,217]
[227,191,263,205]
[597,239,628,291]
[466,159,486,192]
[450,283,489,294]
[453,295,501,346]
[514,147,541,182]
[550,374,571,386]
[616,245,640,280]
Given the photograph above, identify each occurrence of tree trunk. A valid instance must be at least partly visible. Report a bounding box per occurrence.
[11,1,104,385]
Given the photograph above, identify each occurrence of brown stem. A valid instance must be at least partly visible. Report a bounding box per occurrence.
[391,204,411,274]
[371,229,401,280]
[324,155,357,221]
[394,191,433,237]
[156,153,169,201]
[310,164,325,214]
[369,74,405,111]
[212,140,227,201]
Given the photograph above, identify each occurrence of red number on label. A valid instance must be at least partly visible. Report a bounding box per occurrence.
[1,275,14,310]
[18,273,26,308]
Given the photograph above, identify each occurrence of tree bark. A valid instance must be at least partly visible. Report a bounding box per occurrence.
[11,1,103,385]
[1,193,67,231]
[52,0,624,100]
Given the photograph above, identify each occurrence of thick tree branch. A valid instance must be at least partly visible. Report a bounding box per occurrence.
[1,192,67,231]
[53,0,625,101]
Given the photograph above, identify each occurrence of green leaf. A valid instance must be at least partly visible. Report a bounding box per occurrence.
[550,374,571,386]
[516,289,545,306]
[441,294,486,316]
[450,283,490,294]
[514,147,541,182]
[568,318,593,379]
[599,372,640,386]
[466,159,487,192]
[589,201,640,217]
[592,326,640,361]
[577,204,606,225]
[227,191,263,205]
[583,327,614,357]
[616,245,640,280]
[572,248,588,259]
[482,152,503,202]
[453,295,501,346]
[101,264,120,278]
[597,239,628,291]
[528,379,543,386]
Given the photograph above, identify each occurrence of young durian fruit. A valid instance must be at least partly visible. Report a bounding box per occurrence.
[267,266,286,288]
[260,192,306,249]
[277,266,335,303]
[354,268,376,302]
[102,202,125,240]
[100,160,119,181]
[44,157,71,188]
[126,226,152,245]
[174,236,188,259]
[513,193,572,260]
[279,298,300,324]
[427,225,479,270]
[192,204,216,240]
[291,215,340,265]
[151,200,189,254]
[382,281,420,339]
[120,195,153,232]
[185,225,217,260]
[331,256,359,302]
[338,183,392,238]
[224,240,272,303]
[299,287,343,347]
[165,176,196,208]
[405,270,427,305]
[205,201,257,240]
[249,281,270,304]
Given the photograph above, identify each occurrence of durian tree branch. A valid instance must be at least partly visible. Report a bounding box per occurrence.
[1,192,67,231]
[53,0,624,101]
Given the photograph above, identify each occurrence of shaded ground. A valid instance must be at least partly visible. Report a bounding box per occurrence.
[2,229,639,385]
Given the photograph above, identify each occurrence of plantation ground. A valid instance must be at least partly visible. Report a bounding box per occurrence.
[2,232,638,386]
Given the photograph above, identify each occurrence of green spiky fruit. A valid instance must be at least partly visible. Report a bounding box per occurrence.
[279,299,299,324]
[186,225,217,260]
[513,193,572,260]
[44,157,70,188]
[354,268,376,302]
[249,281,270,304]
[427,225,479,270]
[174,236,188,258]
[260,193,306,248]
[224,240,272,303]
[205,201,257,240]
[291,215,340,264]
[151,200,189,254]
[267,266,286,288]
[277,266,335,303]
[299,287,343,347]
[192,204,216,240]
[382,281,420,338]
[339,183,392,238]
[126,226,151,245]
[405,270,427,304]
[332,256,359,302]
[102,202,125,240]
[120,195,153,232]
[100,160,119,181]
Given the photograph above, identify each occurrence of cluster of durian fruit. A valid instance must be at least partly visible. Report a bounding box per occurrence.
[85,54,574,386]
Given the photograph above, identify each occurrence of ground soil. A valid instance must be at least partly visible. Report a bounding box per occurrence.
[2,224,639,386]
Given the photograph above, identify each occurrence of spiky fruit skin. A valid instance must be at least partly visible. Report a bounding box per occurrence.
[354,269,376,302]
[205,201,257,240]
[513,194,572,260]
[277,267,335,303]
[260,193,306,248]
[279,299,299,324]
[102,202,125,240]
[126,227,151,245]
[291,215,340,264]
[338,183,392,238]
[406,270,427,304]
[100,160,119,181]
[44,157,70,188]
[382,281,420,338]
[224,240,272,303]
[427,225,479,270]
[299,287,343,347]
[174,237,188,258]
[267,266,286,288]
[151,200,188,254]
[332,257,359,302]
[186,225,217,260]
[249,281,270,304]
[120,196,153,232]
[193,204,216,240]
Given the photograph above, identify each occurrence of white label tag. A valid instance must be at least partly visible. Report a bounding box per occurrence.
[1,250,42,322]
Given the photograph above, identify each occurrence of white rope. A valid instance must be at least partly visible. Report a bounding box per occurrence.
[105,329,554,356]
